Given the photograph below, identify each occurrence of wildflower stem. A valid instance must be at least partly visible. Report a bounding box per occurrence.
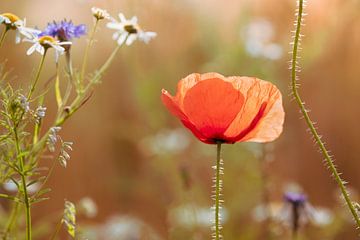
[291,0,360,228]
[27,51,47,100]
[65,50,74,82]
[13,127,32,240]
[2,200,20,240]
[80,19,99,90]
[214,142,222,240]
[32,42,123,160]
[49,218,63,240]
[0,28,9,48]
[56,43,122,126]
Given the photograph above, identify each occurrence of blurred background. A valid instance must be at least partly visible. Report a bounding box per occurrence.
[0,0,360,239]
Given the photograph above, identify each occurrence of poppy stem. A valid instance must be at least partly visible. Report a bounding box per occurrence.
[214,142,223,240]
[290,0,360,228]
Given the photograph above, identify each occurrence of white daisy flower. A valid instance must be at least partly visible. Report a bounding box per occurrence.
[23,34,72,62]
[106,13,156,46]
[91,7,110,20]
[0,13,41,44]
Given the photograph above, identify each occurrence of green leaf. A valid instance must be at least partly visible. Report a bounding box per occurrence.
[35,187,51,197]
[31,197,50,204]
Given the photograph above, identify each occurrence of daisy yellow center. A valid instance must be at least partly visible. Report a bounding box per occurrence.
[1,13,20,23]
[124,24,138,34]
[39,36,57,44]
[38,35,57,48]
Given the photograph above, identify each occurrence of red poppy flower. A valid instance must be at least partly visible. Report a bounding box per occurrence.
[161,72,285,144]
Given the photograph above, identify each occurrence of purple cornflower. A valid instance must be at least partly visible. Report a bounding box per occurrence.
[282,192,310,236]
[41,20,87,42]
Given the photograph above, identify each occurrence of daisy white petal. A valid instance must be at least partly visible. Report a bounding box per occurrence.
[106,12,156,46]
[117,33,128,46]
[106,22,122,30]
[119,13,127,22]
[138,31,157,44]
[126,34,137,46]
[26,44,37,55]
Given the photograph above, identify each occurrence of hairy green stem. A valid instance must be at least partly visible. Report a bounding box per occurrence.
[27,51,47,100]
[291,0,360,228]
[214,143,222,240]
[80,19,99,90]
[0,28,9,48]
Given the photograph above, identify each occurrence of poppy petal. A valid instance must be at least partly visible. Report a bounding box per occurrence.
[224,77,284,142]
[183,78,245,140]
[242,92,284,142]
[175,73,228,108]
[161,89,210,143]
[161,89,187,120]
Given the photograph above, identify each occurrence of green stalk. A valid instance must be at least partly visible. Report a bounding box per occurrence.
[79,19,99,90]
[0,28,9,48]
[2,200,20,240]
[13,128,32,240]
[32,43,123,157]
[55,44,122,126]
[291,0,360,228]
[49,218,63,240]
[214,142,222,240]
[27,51,47,100]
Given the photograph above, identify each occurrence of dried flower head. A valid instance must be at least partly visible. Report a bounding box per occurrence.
[34,105,46,121]
[106,13,156,46]
[18,94,30,112]
[47,126,61,152]
[91,7,110,20]
[58,140,73,168]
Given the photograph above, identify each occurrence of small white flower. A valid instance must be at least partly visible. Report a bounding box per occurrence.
[106,13,156,46]
[23,34,71,62]
[91,7,110,20]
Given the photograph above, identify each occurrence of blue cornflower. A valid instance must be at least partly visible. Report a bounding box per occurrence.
[41,20,87,42]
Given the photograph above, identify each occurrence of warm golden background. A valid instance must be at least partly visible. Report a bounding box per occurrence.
[1,0,360,239]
